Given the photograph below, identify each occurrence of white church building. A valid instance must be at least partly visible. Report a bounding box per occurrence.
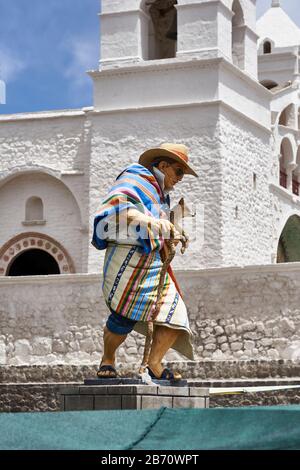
[1,0,300,276]
[1,0,300,376]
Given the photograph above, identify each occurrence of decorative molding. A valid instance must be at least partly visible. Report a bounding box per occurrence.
[61,171,85,177]
[22,220,46,227]
[100,8,150,20]
[0,273,100,285]
[89,57,224,78]
[177,0,233,18]
[258,51,298,62]
[92,56,270,102]
[0,232,75,276]
[2,262,300,285]
[270,183,300,206]
[0,109,86,123]
[88,99,271,134]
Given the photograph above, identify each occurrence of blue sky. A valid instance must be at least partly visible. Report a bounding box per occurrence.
[0,0,299,114]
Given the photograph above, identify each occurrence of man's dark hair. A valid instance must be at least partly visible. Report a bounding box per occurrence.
[151,156,175,168]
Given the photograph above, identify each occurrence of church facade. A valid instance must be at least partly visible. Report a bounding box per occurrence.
[1,1,300,379]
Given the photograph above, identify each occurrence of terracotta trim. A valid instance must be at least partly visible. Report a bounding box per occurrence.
[0,232,75,276]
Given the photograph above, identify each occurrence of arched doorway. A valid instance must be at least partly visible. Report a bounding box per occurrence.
[7,249,60,276]
[0,233,75,276]
[277,215,300,263]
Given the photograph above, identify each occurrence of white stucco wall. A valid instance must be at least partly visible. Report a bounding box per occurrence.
[0,113,88,173]
[220,106,273,265]
[258,52,298,86]
[88,102,223,272]
[0,173,82,272]
[0,113,91,272]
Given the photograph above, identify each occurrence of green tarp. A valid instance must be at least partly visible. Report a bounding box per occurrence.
[1,406,300,450]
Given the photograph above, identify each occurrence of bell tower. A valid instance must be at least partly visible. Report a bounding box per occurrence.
[99,0,179,67]
[89,0,272,271]
[99,0,258,78]
[176,0,258,78]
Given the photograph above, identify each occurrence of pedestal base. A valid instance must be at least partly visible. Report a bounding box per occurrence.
[60,382,209,411]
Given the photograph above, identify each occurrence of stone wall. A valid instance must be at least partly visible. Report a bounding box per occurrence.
[1,263,300,376]
[2,377,300,412]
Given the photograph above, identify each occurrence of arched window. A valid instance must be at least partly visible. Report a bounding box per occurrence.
[143,0,177,60]
[279,104,296,128]
[232,0,245,69]
[25,196,44,222]
[263,41,272,54]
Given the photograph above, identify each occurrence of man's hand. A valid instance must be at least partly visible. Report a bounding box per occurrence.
[151,218,182,243]
[126,209,181,242]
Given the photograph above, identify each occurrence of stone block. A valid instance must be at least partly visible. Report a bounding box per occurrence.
[107,385,136,395]
[59,394,65,411]
[173,397,206,408]
[65,395,94,411]
[135,385,158,395]
[79,386,108,395]
[189,387,209,397]
[79,338,96,353]
[60,386,80,395]
[94,395,121,410]
[157,386,189,396]
[214,326,224,336]
[141,396,173,409]
[15,339,32,358]
[32,337,52,355]
[122,395,142,410]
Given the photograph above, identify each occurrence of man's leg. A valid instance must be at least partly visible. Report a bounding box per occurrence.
[147,325,181,378]
[101,326,127,368]
[98,312,137,377]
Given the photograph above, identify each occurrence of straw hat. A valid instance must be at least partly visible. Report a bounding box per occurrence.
[139,143,198,177]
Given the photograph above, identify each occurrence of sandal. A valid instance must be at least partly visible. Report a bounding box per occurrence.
[97,364,118,379]
[147,366,182,382]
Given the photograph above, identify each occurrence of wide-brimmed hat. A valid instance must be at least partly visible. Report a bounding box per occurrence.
[139,143,198,177]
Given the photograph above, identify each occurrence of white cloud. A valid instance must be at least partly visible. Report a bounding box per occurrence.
[62,35,98,104]
[0,46,27,83]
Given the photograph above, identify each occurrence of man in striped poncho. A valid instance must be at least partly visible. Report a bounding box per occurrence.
[92,143,198,381]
